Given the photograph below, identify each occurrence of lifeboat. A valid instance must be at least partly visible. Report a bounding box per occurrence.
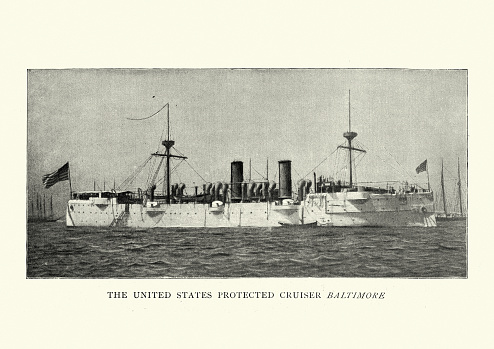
[209,200,225,213]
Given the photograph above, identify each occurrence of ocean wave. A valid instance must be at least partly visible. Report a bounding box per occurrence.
[148,260,173,266]
[311,255,339,261]
[209,252,232,258]
[438,243,460,250]
[288,258,310,265]
[27,221,467,278]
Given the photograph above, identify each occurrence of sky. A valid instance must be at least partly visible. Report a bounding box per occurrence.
[27,68,467,216]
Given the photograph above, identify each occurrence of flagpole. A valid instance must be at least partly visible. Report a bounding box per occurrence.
[426,159,430,191]
[68,162,73,199]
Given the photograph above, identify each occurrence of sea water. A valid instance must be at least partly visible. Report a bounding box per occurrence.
[26,220,467,278]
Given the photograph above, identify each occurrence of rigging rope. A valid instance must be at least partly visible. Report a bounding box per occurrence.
[184,160,207,183]
[173,147,186,157]
[271,169,278,182]
[154,159,185,187]
[146,156,157,186]
[251,165,267,180]
[302,147,339,179]
[362,143,410,182]
[353,148,367,184]
[149,157,165,187]
[126,103,168,121]
[292,166,303,182]
[117,155,153,190]
[380,145,415,180]
[174,147,208,184]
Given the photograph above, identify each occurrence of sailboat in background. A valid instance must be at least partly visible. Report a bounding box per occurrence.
[28,193,59,223]
[436,158,466,221]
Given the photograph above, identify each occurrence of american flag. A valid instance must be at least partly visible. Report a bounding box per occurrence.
[42,162,69,189]
[415,159,427,174]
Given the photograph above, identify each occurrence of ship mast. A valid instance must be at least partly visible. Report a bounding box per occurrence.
[152,103,187,205]
[441,159,448,216]
[338,90,365,187]
[457,157,463,216]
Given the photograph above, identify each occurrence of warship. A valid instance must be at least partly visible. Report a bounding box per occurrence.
[64,96,436,228]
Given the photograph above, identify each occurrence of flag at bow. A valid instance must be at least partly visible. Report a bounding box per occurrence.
[415,159,427,174]
[42,162,70,189]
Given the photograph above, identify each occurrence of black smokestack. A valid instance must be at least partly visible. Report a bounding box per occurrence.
[278,160,292,199]
[230,161,243,202]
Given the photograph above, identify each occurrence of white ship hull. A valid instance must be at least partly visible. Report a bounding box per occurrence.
[66,190,436,228]
[66,198,300,228]
[302,191,436,227]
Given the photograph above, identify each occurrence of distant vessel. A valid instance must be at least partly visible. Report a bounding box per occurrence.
[300,91,436,227]
[436,158,466,222]
[66,104,300,228]
[28,194,58,223]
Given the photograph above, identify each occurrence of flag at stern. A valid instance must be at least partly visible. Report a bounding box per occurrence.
[42,162,69,189]
[415,160,427,174]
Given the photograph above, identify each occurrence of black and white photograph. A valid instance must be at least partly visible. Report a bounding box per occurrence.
[3,1,492,348]
[27,68,467,278]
